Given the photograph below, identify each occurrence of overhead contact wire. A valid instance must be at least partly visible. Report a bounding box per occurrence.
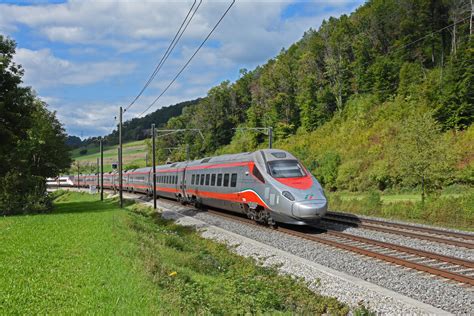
[124,0,198,113]
[138,0,236,117]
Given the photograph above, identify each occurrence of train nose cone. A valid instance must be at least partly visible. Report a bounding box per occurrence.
[292,200,327,219]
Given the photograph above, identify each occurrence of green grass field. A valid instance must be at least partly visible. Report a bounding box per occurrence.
[0,192,161,314]
[72,140,148,172]
[336,192,465,204]
[327,189,474,231]
[0,191,352,314]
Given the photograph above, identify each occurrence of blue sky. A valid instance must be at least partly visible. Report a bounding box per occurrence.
[0,0,365,138]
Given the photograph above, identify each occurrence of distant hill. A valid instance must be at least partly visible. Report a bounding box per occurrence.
[75,98,202,148]
[65,135,83,149]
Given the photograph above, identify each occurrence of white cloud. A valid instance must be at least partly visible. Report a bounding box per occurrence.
[1,0,364,136]
[14,48,135,88]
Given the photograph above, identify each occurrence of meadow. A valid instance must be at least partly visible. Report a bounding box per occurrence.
[0,191,353,314]
[72,140,148,172]
[327,188,474,231]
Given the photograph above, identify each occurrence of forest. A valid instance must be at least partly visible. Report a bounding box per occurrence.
[146,0,473,198]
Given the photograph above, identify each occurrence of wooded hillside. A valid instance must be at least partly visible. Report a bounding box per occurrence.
[150,0,473,193]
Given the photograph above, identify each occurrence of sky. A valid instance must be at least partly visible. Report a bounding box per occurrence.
[0,0,365,138]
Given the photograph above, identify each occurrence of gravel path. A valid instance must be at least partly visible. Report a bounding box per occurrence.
[318,220,474,261]
[158,204,473,315]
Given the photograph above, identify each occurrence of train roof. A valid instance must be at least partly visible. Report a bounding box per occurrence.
[124,167,151,173]
[186,151,254,167]
[119,149,297,173]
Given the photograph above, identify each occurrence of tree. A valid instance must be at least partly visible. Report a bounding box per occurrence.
[392,111,453,203]
[0,35,71,215]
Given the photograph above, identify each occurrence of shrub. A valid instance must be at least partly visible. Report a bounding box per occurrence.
[0,171,52,215]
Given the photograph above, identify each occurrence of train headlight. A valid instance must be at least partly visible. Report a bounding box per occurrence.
[282,191,295,201]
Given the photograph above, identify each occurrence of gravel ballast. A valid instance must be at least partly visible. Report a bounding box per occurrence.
[147,199,473,314]
[158,205,450,314]
[318,220,474,261]
[67,190,472,314]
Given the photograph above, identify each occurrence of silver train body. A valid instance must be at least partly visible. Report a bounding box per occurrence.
[70,149,327,225]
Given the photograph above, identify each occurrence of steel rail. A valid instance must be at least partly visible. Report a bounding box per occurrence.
[326,212,474,241]
[325,231,474,269]
[205,210,474,286]
[323,216,474,249]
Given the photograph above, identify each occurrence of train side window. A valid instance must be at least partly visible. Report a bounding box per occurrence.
[200,174,205,185]
[252,165,265,183]
[217,174,222,186]
[211,174,216,186]
[223,173,230,187]
[196,174,200,185]
[191,174,195,185]
[205,174,210,186]
[175,176,178,184]
[231,174,237,187]
[166,176,169,184]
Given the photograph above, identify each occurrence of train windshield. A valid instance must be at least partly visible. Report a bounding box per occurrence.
[267,160,306,178]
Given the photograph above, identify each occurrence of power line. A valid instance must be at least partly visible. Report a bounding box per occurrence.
[391,15,470,55]
[357,15,471,70]
[137,0,236,118]
[124,0,200,113]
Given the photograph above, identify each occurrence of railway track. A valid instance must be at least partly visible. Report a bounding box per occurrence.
[57,187,474,286]
[323,212,474,249]
[205,209,474,287]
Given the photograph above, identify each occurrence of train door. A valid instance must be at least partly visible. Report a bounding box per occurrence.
[180,166,186,200]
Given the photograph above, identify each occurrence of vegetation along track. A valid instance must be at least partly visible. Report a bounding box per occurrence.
[324,212,474,249]
[204,209,474,287]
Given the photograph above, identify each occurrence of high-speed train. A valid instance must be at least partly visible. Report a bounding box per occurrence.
[69,149,327,225]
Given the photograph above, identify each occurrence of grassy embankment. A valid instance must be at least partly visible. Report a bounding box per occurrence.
[72,140,147,172]
[0,191,354,314]
[326,186,474,231]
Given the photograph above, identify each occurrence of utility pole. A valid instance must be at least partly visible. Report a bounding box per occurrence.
[119,106,123,208]
[96,157,99,190]
[77,162,80,189]
[268,127,273,149]
[152,124,157,209]
[100,138,104,201]
[186,143,190,161]
[145,153,148,167]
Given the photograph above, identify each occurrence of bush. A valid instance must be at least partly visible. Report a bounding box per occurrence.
[314,152,341,191]
[79,149,88,155]
[0,171,52,215]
